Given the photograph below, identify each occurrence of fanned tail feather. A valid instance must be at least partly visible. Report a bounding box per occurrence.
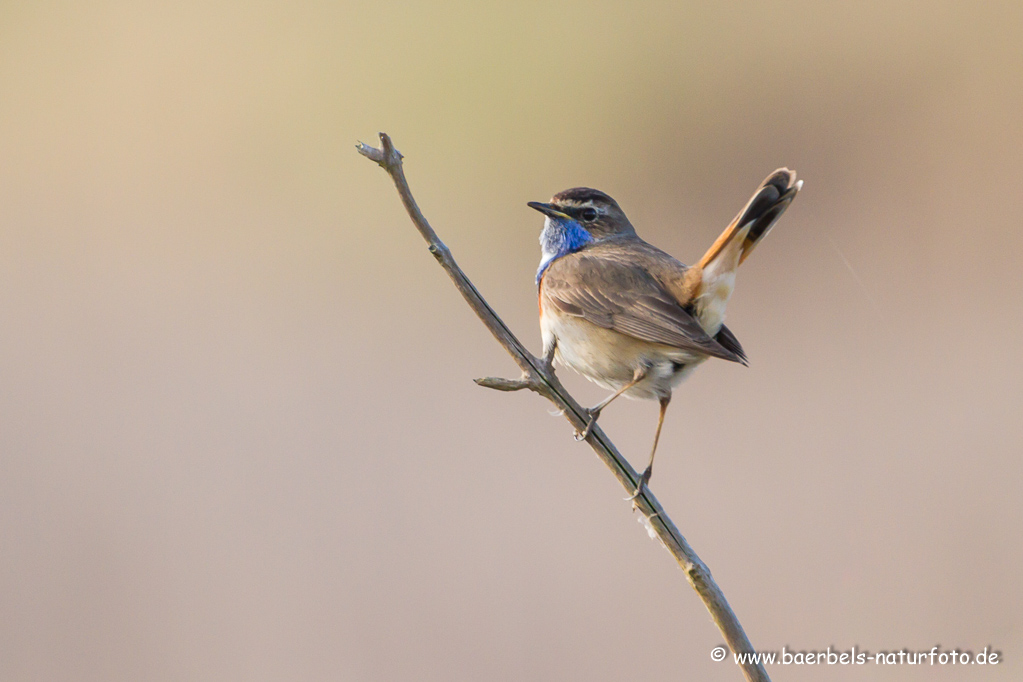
[697,168,802,270]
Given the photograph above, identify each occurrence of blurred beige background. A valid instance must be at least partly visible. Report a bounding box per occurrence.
[1,1,1021,680]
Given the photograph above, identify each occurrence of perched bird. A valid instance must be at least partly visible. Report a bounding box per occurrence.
[529,169,801,496]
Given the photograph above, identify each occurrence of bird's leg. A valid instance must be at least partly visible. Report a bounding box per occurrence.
[574,365,649,441]
[629,394,671,502]
[542,339,557,374]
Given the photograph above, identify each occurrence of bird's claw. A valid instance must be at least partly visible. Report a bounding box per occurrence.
[573,409,600,441]
[626,466,653,504]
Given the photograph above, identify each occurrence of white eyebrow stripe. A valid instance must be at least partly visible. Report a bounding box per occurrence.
[556,200,602,212]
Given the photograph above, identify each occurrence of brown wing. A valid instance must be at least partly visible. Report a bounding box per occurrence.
[542,247,745,364]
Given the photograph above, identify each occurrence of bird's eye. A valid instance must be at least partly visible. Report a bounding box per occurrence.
[580,208,598,222]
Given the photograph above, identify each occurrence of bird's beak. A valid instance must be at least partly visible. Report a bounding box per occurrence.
[527,201,571,220]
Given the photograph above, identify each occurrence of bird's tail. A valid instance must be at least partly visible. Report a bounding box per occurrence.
[697,168,802,271]
[687,168,801,336]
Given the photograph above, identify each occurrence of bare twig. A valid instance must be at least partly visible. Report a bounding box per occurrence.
[357,132,770,682]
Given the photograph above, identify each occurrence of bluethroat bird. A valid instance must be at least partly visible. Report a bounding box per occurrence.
[529,169,801,496]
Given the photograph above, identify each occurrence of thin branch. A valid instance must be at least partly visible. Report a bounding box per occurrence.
[357,132,770,682]
[474,375,535,392]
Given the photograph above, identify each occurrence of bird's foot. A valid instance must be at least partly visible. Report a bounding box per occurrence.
[626,466,653,503]
[573,408,601,441]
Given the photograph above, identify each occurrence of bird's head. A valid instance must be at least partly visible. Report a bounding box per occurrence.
[528,187,635,240]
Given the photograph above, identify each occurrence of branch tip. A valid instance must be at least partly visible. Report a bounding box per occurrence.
[379,132,402,163]
[355,141,382,163]
[475,376,534,392]
[356,132,402,171]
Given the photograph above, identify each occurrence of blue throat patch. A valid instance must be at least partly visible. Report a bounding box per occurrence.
[536,217,593,284]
